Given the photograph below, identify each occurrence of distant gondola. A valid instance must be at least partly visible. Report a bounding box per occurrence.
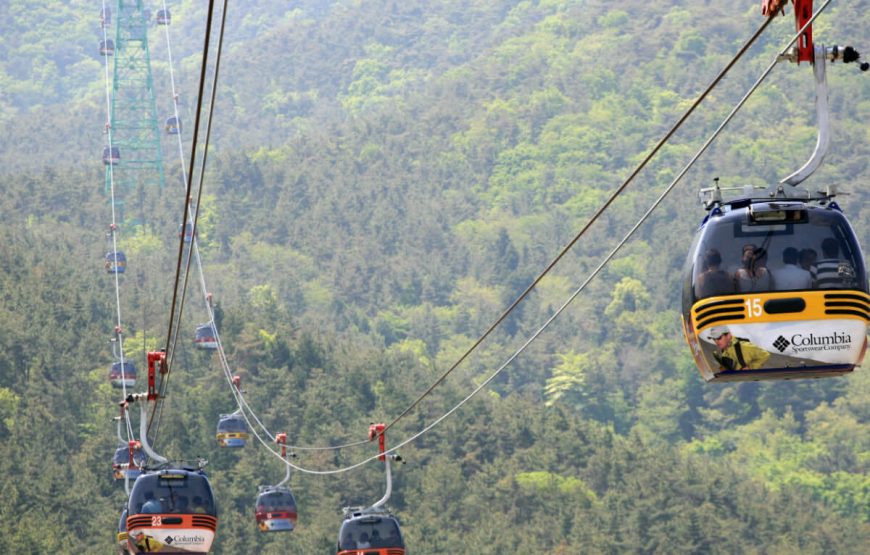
[338,511,405,555]
[179,222,195,243]
[99,39,114,56]
[156,9,171,25]
[256,486,298,532]
[100,7,112,27]
[216,412,249,448]
[126,468,217,554]
[105,250,127,274]
[109,360,137,388]
[164,116,181,135]
[194,322,218,350]
[103,146,120,165]
[112,445,145,481]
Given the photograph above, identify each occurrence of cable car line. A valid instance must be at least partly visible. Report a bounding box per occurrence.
[100,0,135,445]
[377,6,785,438]
[142,0,364,456]
[149,0,221,443]
[202,0,790,458]
[228,6,831,476]
[175,0,795,461]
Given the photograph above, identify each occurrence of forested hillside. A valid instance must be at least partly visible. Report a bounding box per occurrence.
[1,1,869,553]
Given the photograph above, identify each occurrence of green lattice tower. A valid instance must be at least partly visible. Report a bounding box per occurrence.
[104,0,165,223]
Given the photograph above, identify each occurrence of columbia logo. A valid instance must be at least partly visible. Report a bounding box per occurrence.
[773,336,790,352]
[164,536,174,545]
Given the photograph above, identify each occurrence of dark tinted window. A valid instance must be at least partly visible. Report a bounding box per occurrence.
[195,324,216,339]
[129,471,216,516]
[339,515,404,550]
[688,205,867,301]
[217,416,248,433]
[110,361,136,377]
[112,447,145,466]
[257,490,296,510]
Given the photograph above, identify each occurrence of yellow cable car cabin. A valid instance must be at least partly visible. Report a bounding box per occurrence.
[682,199,869,382]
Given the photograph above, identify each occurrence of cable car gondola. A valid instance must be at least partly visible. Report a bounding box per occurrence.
[194,322,218,350]
[164,116,181,135]
[112,444,145,481]
[103,146,120,165]
[105,250,127,274]
[256,486,297,532]
[100,7,112,28]
[109,360,137,388]
[156,9,171,25]
[255,432,297,532]
[681,18,870,382]
[100,39,115,56]
[682,198,869,382]
[216,412,249,447]
[337,424,406,555]
[126,468,217,554]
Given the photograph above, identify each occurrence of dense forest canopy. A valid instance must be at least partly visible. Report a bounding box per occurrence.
[1,0,869,553]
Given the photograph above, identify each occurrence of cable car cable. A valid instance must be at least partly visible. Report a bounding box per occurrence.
[149,0,220,441]
[234,6,829,475]
[193,1,794,456]
[149,0,372,451]
[377,5,785,437]
[101,0,136,444]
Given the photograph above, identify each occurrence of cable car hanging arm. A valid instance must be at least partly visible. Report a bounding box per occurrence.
[764,1,868,187]
[276,432,292,487]
[366,424,403,512]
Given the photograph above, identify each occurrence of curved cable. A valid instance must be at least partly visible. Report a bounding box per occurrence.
[379,4,783,436]
[236,5,826,475]
[203,0,786,454]
[101,0,136,444]
[150,0,219,441]
[143,0,370,454]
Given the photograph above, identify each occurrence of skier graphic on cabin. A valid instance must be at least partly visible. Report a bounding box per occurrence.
[708,325,771,371]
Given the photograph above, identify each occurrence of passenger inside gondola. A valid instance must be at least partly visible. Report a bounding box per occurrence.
[735,245,770,292]
[129,471,217,516]
[338,514,404,552]
[689,207,868,302]
[817,237,856,288]
[694,249,734,298]
[800,248,818,282]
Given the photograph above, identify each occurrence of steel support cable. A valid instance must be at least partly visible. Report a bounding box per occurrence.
[149,0,219,439]
[166,0,785,454]
[165,0,228,378]
[146,0,364,455]
[241,6,824,475]
[101,0,135,442]
[378,7,784,437]
[157,0,231,446]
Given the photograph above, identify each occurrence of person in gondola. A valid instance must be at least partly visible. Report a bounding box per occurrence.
[695,248,734,298]
[771,247,812,290]
[816,238,856,289]
[358,532,371,549]
[735,245,771,292]
[141,492,161,514]
[370,529,382,547]
[708,325,770,371]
